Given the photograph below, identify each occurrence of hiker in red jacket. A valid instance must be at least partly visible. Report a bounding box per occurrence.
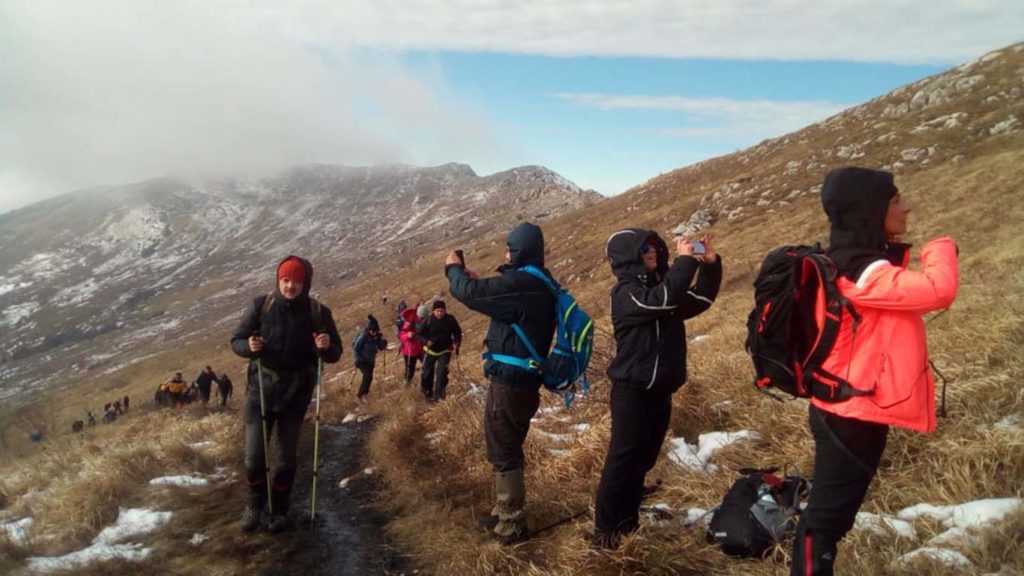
[398,306,426,386]
[791,167,959,576]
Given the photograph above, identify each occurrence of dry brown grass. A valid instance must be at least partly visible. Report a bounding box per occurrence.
[1,45,1023,575]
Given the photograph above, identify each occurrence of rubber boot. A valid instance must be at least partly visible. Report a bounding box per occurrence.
[491,468,527,544]
[790,521,839,576]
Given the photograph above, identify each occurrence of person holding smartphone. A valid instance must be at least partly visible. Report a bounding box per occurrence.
[594,228,722,549]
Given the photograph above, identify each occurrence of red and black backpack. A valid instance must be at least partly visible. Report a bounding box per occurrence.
[745,244,872,402]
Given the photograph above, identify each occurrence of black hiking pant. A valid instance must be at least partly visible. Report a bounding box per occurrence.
[357,363,375,398]
[484,379,541,472]
[198,384,211,404]
[243,366,315,515]
[420,352,451,400]
[403,354,421,384]
[791,404,889,576]
[594,384,672,535]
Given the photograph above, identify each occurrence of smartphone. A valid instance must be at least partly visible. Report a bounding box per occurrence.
[692,240,706,255]
[454,249,465,265]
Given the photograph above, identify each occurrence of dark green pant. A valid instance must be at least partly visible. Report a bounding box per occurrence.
[484,380,540,472]
[243,366,314,513]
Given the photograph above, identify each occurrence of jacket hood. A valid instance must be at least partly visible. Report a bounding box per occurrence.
[606,228,669,283]
[273,255,314,300]
[507,222,545,267]
[821,167,898,281]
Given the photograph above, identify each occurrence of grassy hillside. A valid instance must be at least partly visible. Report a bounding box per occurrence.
[2,44,1023,575]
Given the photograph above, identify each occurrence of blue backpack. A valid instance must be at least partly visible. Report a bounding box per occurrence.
[484,266,594,402]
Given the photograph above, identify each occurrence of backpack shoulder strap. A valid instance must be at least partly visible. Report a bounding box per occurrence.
[260,292,275,317]
[518,265,559,294]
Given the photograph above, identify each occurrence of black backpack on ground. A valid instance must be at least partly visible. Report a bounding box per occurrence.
[707,468,809,558]
[745,244,871,402]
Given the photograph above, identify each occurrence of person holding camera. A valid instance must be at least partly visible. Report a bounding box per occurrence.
[445,222,557,544]
[790,167,958,575]
[230,256,342,533]
[593,228,722,549]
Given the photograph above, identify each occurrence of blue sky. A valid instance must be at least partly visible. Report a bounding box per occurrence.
[2,1,1022,212]
[396,52,944,193]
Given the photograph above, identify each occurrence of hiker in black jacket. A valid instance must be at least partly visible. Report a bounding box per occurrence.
[217,374,233,407]
[416,300,462,401]
[446,222,557,544]
[593,228,722,549]
[353,315,388,404]
[230,256,342,533]
[194,365,220,405]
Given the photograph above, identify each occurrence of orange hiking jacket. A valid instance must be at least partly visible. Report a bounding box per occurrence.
[813,237,959,432]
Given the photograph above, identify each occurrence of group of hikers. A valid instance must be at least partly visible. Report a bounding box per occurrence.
[154,367,234,408]
[226,166,959,576]
[69,395,130,433]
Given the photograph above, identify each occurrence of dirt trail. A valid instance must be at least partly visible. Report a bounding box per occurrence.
[247,416,410,576]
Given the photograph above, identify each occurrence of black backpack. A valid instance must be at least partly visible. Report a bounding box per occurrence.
[745,245,871,402]
[707,468,809,558]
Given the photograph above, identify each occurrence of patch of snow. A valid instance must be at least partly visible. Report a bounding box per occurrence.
[682,508,712,527]
[342,412,358,424]
[25,508,171,573]
[0,517,33,544]
[338,477,352,489]
[187,441,213,450]
[535,429,574,443]
[52,279,101,307]
[898,547,973,569]
[897,498,1022,529]
[574,423,590,432]
[548,448,570,458]
[927,526,976,549]
[363,467,376,475]
[990,115,1019,135]
[189,533,209,546]
[854,512,917,539]
[149,475,209,487]
[1,301,40,327]
[668,430,760,473]
[690,335,710,344]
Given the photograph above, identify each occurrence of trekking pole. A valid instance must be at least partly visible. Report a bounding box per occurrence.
[255,359,274,516]
[310,353,323,526]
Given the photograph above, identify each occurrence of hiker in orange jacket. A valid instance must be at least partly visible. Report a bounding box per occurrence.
[791,167,959,576]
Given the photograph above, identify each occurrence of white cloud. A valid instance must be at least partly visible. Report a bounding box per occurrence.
[281,0,1022,64]
[557,93,847,141]
[0,1,497,213]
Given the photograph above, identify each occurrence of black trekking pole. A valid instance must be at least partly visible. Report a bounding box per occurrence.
[255,358,274,517]
[308,353,324,527]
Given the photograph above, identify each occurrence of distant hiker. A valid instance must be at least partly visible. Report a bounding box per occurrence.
[230,256,342,533]
[353,315,388,404]
[218,374,234,407]
[71,420,84,433]
[395,299,409,334]
[446,222,556,544]
[123,395,130,412]
[789,167,958,575]
[194,365,220,405]
[87,411,96,427]
[103,405,117,423]
[114,399,123,415]
[398,307,426,386]
[417,300,462,401]
[593,228,722,549]
[30,430,43,442]
[166,372,188,408]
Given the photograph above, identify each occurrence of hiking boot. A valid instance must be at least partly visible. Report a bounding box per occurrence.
[267,513,293,533]
[240,505,262,532]
[490,523,528,545]
[591,529,622,550]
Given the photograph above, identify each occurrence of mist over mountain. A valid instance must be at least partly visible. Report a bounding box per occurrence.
[0,163,599,408]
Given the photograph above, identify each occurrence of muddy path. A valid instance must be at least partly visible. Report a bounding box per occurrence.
[262,417,412,576]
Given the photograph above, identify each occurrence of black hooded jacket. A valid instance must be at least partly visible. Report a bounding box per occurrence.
[230,256,343,373]
[822,167,909,281]
[605,229,722,394]
[446,222,556,389]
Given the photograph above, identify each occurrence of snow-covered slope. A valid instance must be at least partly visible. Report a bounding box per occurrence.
[0,163,600,407]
